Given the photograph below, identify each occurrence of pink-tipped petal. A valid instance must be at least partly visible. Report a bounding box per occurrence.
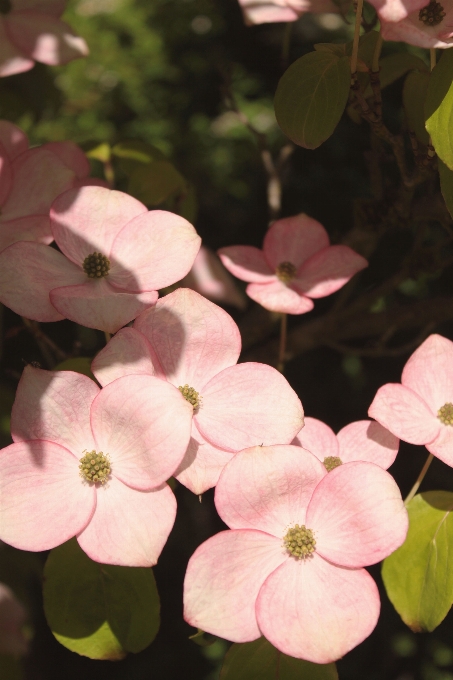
[43,141,90,178]
[0,121,28,161]
[0,241,85,322]
[184,529,286,641]
[368,383,440,445]
[240,1,302,23]
[293,417,339,461]
[215,445,326,535]
[13,0,66,17]
[402,334,453,415]
[381,16,453,48]
[134,288,241,388]
[0,215,53,253]
[307,462,408,568]
[337,420,399,468]
[426,426,453,467]
[50,280,158,333]
[0,440,95,552]
[294,245,368,299]
[0,19,34,77]
[110,211,201,292]
[256,555,380,664]
[372,0,427,21]
[92,327,157,386]
[246,280,314,314]
[77,477,176,567]
[90,375,193,490]
[217,246,274,283]
[181,246,247,310]
[263,214,330,270]
[196,363,304,451]
[0,144,11,208]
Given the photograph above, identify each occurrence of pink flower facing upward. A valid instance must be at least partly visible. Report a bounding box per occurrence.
[294,416,399,471]
[369,0,453,47]
[218,214,368,314]
[0,185,201,333]
[237,0,349,25]
[0,120,97,254]
[184,445,408,663]
[369,334,453,467]
[91,288,305,495]
[0,366,194,566]
[0,0,88,77]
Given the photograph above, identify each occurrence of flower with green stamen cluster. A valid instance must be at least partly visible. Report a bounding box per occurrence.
[79,450,111,484]
[283,524,316,559]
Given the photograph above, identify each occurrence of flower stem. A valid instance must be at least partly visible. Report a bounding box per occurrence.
[277,313,287,372]
[371,30,383,73]
[404,452,434,505]
[430,47,437,71]
[350,0,364,77]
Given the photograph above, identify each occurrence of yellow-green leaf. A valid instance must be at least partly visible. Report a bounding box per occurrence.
[425,49,453,169]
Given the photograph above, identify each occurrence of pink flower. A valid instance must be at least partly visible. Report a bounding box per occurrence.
[0,120,97,254]
[218,214,368,314]
[369,334,453,466]
[369,0,453,47]
[0,186,201,333]
[0,583,28,656]
[0,366,194,566]
[91,288,305,495]
[183,445,408,663]
[237,0,347,24]
[0,0,88,77]
[294,416,399,471]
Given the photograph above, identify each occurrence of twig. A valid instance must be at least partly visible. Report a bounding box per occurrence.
[404,453,434,505]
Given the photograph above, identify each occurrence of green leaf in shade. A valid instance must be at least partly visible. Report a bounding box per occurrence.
[54,357,95,380]
[403,70,430,145]
[439,159,453,219]
[220,638,338,680]
[0,655,23,680]
[378,52,429,90]
[111,140,166,164]
[382,491,453,633]
[425,49,453,169]
[43,539,160,660]
[274,51,351,150]
[127,160,185,206]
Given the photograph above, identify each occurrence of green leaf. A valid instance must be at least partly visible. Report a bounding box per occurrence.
[112,140,166,164]
[314,43,347,58]
[403,70,430,145]
[0,655,23,680]
[274,51,351,149]
[86,143,111,163]
[127,160,186,206]
[54,357,95,380]
[220,638,338,680]
[439,159,453,219]
[43,539,160,659]
[382,491,453,632]
[425,49,453,169]
[379,53,429,90]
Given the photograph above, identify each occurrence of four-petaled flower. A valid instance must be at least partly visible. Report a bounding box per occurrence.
[368,0,453,47]
[237,0,349,24]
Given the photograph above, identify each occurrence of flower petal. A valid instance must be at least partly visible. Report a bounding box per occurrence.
[0,440,95,552]
[217,246,274,283]
[372,0,426,21]
[263,214,330,270]
[294,245,368,298]
[426,426,453,467]
[0,121,28,160]
[184,529,286,642]
[0,143,12,208]
[293,417,339,462]
[381,14,451,48]
[0,215,53,253]
[368,383,440,445]
[306,461,408,567]
[256,555,380,664]
[246,280,314,314]
[196,363,304,452]
[337,420,399,468]
[92,327,157,386]
[13,0,66,16]
[181,246,247,310]
[402,334,453,415]
[0,19,34,77]
[77,477,176,567]
[7,13,88,65]
[215,444,326,534]
[43,140,90,179]
[90,374,193,490]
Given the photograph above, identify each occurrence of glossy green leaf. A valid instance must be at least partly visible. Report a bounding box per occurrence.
[382,491,453,632]
[128,160,185,206]
[220,638,338,680]
[43,539,160,660]
[274,51,351,149]
[54,357,95,380]
[403,70,430,145]
[425,49,453,169]
[439,159,453,219]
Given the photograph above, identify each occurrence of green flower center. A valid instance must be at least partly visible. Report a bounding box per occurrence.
[419,1,446,25]
[83,252,111,278]
[0,0,12,15]
[178,384,201,410]
[79,450,111,484]
[438,402,453,426]
[283,524,316,559]
[323,456,343,472]
[276,261,297,284]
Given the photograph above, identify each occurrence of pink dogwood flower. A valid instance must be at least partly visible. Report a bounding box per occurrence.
[369,333,453,467]
[369,0,453,47]
[237,0,348,24]
[0,185,201,333]
[0,583,28,655]
[184,444,408,663]
[0,366,194,566]
[218,214,368,314]
[294,416,399,471]
[0,0,88,77]
[91,288,304,495]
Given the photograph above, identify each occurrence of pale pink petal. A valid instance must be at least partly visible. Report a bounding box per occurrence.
[217,246,274,283]
[293,245,368,298]
[43,141,90,178]
[91,327,157,387]
[134,288,241,389]
[109,211,201,292]
[90,375,193,490]
[240,2,301,23]
[50,186,147,266]
[337,420,399,468]
[0,215,53,253]
[174,420,234,495]
[0,440,95,552]
[196,363,304,452]
[50,280,158,334]
[77,477,176,567]
[368,383,440,445]
[184,529,286,641]
[181,246,247,310]
[12,0,66,16]
[402,334,453,415]
[256,556,380,664]
[0,242,85,322]
[215,445,326,535]
[0,143,12,208]
[293,417,338,461]
[306,462,408,567]
[371,0,426,21]
[381,16,453,48]
[7,13,89,66]
[0,121,28,160]
[11,365,99,453]
[263,214,330,270]
[246,280,314,314]
[426,427,453,467]
[0,19,34,77]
